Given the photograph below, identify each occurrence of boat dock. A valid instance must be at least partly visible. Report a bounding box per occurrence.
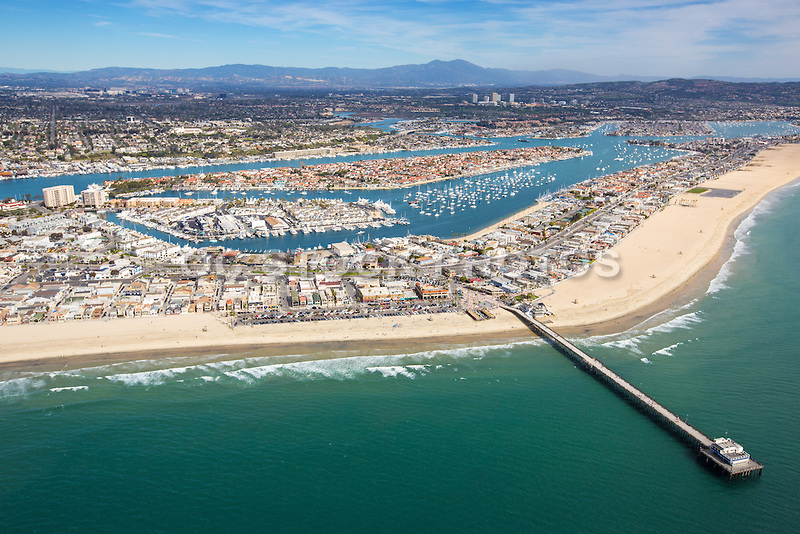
[502,305,763,479]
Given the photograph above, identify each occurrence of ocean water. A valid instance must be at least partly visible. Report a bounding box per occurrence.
[1,174,799,532]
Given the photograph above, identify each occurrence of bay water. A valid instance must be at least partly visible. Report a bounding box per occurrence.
[4,121,796,252]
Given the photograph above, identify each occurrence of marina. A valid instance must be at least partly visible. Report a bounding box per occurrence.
[101,128,683,251]
[115,197,406,244]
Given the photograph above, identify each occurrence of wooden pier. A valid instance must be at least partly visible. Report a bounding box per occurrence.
[503,305,763,479]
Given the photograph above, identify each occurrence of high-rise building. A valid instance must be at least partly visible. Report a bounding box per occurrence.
[42,185,76,208]
[508,93,515,103]
[81,184,107,207]
[491,92,501,103]
[471,93,478,104]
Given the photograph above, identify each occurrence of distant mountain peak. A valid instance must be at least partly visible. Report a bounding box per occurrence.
[1,60,616,90]
[4,60,790,91]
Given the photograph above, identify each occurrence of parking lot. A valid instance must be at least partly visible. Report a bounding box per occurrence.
[239,301,459,326]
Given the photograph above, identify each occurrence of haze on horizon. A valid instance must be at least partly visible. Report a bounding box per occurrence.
[3,0,799,79]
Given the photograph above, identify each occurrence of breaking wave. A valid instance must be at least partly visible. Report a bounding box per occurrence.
[706,208,757,295]
[366,366,427,379]
[707,179,799,295]
[107,367,193,387]
[0,339,542,400]
[0,376,48,398]
[600,337,645,355]
[49,386,89,393]
[582,309,704,359]
[653,342,683,357]
[647,311,704,334]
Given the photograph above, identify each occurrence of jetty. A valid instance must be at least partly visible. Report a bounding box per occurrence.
[503,305,763,479]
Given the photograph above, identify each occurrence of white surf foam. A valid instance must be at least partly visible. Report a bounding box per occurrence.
[224,354,436,383]
[0,339,545,397]
[49,385,89,393]
[0,376,48,398]
[707,214,754,295]
[366,366,419,379]
[600,337,645,355]
[648,311,703,334]
[653,342,683,357]
[583,310,703,359]
[584,293,697,343]
[105,366,191,386]
[640,357,652,364]
[707,180,799,295]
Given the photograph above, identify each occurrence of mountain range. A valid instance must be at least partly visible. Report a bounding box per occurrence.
[0,60,797,90]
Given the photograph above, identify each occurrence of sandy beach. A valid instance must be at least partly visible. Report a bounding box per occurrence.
[3,144,799,367]
[0,308,531,368]
[541,143,800,332]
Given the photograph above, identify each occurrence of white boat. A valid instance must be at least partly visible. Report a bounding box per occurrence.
[373,200,396,215]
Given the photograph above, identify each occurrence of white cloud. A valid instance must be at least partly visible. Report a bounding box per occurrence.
[117,0,800,75]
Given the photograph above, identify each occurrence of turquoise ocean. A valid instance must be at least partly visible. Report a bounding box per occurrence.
[1,125,799,532]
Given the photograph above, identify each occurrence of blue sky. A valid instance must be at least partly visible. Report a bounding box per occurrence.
[2,0,799,77]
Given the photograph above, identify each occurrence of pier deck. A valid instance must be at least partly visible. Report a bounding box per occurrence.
[503,305,763,479]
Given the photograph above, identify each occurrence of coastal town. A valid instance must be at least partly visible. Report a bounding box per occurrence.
[0,130,782,327]
[8,1,800,529]
[1,75,799,328]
